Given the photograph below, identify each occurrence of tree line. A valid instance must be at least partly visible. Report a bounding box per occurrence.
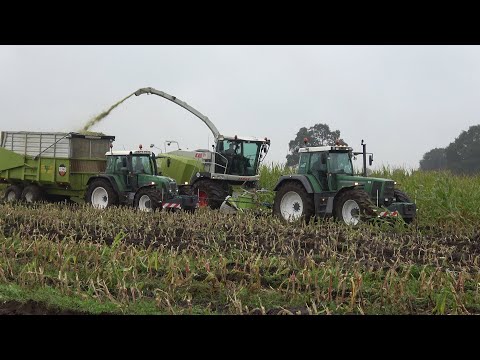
[420,125,480,174]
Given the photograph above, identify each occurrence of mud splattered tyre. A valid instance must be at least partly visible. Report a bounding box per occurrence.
[273,181,314,223]
[4,185,23,202]
[21,185,45,203]
[134,187,162,212]
[334,189,375,225]
[192,180,229,210]
[86,179,118,209]
[394,189,414,224]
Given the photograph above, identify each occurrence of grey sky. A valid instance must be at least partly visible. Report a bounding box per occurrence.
[1,45,479,170]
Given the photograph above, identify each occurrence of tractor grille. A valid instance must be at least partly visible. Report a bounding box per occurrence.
[371,181,382,203]
[384,181,395,199]
[169,181,178,195]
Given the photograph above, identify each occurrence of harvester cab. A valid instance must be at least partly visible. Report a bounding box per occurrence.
[85,146,198,212]
[134,87,271,212]
[273,140,417,225]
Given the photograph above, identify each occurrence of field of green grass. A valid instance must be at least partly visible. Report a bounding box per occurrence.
[1,167,480,314]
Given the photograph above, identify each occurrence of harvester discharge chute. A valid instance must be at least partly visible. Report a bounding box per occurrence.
[134,87,271,213]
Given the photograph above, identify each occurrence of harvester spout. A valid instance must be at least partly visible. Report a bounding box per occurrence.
[134,87,153,96]
[133,86,221,139]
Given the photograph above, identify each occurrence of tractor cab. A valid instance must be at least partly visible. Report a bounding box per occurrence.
[214,136,270,177]
[105,147,173,192]
[298,145,355,191]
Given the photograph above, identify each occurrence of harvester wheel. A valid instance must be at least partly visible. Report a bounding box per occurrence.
[192,180,228,209]
[86,179,118,209]
[134,187,162,212]
[21,185,45,203]
[334,189,375,225]
[4,185,23,202]
[394,189,414,224]
[273,181,314,223]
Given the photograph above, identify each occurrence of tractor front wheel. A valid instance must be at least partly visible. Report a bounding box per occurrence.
[394,189,414,224]
[134,187,162,212]
[334,189,375,225]
[273,182,314,223]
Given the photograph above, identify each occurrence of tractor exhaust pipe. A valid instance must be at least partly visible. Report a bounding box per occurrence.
[362,140,367,177]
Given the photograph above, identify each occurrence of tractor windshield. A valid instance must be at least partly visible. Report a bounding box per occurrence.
[328,152,353,175]
[217,139,261,176]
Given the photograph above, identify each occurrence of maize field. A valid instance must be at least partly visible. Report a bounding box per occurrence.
[1,167,480,315]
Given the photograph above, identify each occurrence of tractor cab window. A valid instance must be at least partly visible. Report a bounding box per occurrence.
[310,153,327,173]
[133,155,153,175]
[106,156,127,174]
[328,152,353,175]
[298,153,309,174]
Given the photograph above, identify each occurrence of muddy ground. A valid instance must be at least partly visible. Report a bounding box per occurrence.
[0,300,88,315]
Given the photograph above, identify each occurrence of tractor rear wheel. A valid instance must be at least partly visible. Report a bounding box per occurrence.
[273,181,314,223]
[86,179,118,209]
[134,187,161,212]
[4,185,23,202]
[334,189,375,225]
[192,180,229,210]
[21,185,45,203]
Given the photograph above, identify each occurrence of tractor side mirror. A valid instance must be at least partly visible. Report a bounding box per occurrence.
[369,154,373,166]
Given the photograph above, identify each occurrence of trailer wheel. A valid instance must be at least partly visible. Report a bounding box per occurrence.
[334,189,375,225]
[4,185,23,202]
[273,181,314,223]
[21,185,45,203]
[134,187,161,212]
[86,180,118,209]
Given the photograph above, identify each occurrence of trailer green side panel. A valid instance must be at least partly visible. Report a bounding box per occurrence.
[0,147,25,173]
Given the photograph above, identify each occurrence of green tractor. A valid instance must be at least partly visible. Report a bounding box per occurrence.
[86,146,197,212]
[134,87,271,212]
[272,140,416,225]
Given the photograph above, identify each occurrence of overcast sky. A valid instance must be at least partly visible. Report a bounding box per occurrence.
[1,45,479,170]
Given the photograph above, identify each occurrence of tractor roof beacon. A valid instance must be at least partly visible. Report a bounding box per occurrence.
[272,139,417,225]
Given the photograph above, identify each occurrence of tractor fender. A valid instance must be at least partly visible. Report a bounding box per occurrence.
[332,185,364,205]
[273,175,314,193]
[86,175,121,197]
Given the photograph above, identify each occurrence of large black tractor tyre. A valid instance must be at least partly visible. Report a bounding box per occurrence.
[394,189,415,224]
[4,184,23,202]
[134,187,162,212]
[334,189,376,225]
[273,181,315,223]
[21,185,45,203]
[192,180,229,210]
[86,179,118,209]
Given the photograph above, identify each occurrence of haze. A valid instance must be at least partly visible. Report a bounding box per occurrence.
[1,45,479,170]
